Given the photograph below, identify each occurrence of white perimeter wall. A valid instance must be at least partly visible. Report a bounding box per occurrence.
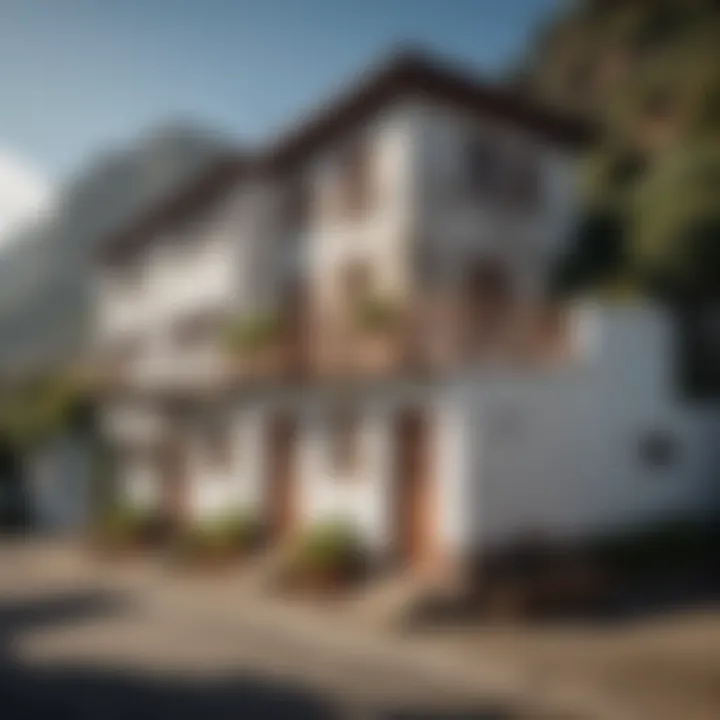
[466,303,720,548]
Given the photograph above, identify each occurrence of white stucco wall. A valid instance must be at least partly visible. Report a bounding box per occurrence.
[185,407,268,522]
[466,303,720,549]
[306,101,417,311]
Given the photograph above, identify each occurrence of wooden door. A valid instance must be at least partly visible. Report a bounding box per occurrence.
[395,410,434,568]
[267,414,298,539]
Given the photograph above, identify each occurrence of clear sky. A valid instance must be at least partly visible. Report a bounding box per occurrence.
[0,0,559,182]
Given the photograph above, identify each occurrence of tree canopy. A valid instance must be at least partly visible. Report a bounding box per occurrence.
[520,0,720,300]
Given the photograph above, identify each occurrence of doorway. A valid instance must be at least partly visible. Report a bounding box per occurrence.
[394,409,435,569]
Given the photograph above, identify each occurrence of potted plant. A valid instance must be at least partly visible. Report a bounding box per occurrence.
[223,311,285,375]
[353,295,400,335]
[93,504,166,557]
[351,295,402,371]
[173,510,264,568]
[286,520,365,593]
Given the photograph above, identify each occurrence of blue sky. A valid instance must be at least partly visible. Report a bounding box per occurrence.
[0,0,559,181]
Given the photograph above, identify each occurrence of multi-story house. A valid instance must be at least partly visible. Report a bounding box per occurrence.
[92,51,719,584]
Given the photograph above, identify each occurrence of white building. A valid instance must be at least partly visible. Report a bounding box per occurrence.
[91,51,719,582]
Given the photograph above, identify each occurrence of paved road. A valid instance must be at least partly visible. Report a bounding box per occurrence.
[0,540,521,720]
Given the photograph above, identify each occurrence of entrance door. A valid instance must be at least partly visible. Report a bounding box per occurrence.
[267,414,298,540]
[395,410,434,568]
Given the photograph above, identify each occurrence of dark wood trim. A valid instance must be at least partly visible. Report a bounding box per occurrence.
[100,156,246,264]
[262,49,592,173]
[99,50,590,264]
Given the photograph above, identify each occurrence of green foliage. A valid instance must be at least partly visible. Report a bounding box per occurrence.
[525,0,720,301]
[631,140,720,297]
[0,372,86,450]
[552,210,628,295]
[353,295,400,335]
[223,312,281,354]
[176,510,263,562]
[290,520,363,576]
[97,504,163,549]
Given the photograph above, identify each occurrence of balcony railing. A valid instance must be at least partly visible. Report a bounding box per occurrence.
[265,293,576,381]
[83,295,575,395]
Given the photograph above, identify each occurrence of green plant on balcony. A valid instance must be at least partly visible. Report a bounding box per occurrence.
[223,312,282,356]
[352,295,400,336]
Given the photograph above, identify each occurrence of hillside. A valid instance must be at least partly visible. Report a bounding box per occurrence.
[518,0,720,300]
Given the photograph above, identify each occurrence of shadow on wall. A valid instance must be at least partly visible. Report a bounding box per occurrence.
[0,591,507,720]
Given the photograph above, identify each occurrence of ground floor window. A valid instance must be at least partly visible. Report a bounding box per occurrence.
[329,406,360,477]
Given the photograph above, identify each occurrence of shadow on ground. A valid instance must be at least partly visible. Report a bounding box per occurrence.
[0,591,508,719]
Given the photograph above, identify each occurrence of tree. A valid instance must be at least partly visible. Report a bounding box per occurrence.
[521,0,720,301]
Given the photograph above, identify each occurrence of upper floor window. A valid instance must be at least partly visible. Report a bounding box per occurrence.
[465,136,542,211]
[466,138,503,196]
[336,138,374,219]
[283,179,310,233]
[507,152,542,209]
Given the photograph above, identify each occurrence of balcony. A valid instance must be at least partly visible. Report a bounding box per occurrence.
[83,296,575,397]
[223,311,307,384]
[301,293,574,380]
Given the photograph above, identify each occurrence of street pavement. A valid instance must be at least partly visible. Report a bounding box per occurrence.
[0,539,621,719]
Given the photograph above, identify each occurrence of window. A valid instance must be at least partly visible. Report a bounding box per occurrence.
[507,152,542,208]
[283,178,309,232]
[329,408,360,475]
[338,138,373,218]
[489,406,522,439]
[638,430,677,469]
[467,138,503,196]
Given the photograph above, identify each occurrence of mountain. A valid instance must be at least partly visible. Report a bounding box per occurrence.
[0,124,235,376]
